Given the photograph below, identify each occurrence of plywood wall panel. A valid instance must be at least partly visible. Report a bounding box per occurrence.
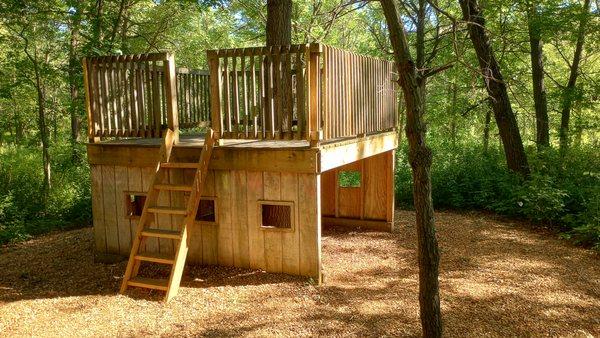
[262,172,283,274]
[141,167,158,253]
[201,170,218,265]
[101,165,120,253]
[246,171,265,269]
[127,167,143,250]
[298,173,321,280]
[91,163,322,281]
[91,165,107,253]
[215,170,234,266]
[231,170,249,268]
[281,172,300,275]
[114,166,131,255]
[364,152,388,220]
[320,170,336,216]
[320,150,395,231]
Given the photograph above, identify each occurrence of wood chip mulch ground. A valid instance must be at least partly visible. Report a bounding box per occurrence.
[0,210,598,337]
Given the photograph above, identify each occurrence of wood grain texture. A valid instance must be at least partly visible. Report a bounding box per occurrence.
[263,171,283,273]
[91,165,106,253]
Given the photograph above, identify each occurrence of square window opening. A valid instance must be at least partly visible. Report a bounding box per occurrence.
[196,198,216,223]
[260,203,292,229]
[126,193,146,218]
[339,170,361,188]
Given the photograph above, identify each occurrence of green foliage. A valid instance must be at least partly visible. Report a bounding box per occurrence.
[338,171,361,188]
[0,143,91,244]
[395,143,600,248]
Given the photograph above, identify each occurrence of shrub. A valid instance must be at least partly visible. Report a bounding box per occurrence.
[0,142,91,244]
[395,142,600,248]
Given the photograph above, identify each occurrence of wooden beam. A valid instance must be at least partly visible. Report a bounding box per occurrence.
[322,216,392,232]
[86,144,319,173]
[318,131,398,172]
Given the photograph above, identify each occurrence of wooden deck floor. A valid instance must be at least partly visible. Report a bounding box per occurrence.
[98,134,311,149]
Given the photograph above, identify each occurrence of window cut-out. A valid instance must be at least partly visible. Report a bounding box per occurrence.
[125,193,146,218]
[196,198,216,223]
[339,170,361,188]
[259,201,294,230]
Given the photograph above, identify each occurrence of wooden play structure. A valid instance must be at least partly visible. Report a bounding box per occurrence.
[83,43,398,301]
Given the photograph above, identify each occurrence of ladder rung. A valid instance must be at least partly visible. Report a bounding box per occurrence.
[127,277,169,291]
[141,228,182,239]
[161,162,200,169]
[154,184,192,192]
[147,206,187,215]
[135,252,175,264]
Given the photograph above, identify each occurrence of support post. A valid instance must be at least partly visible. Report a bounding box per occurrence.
[307,43,322,147]
[82,58,100,143]
[163,53,179,143]
[207,51,223,141]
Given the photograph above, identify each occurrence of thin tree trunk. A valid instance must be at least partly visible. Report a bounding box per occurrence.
[527,2,549,150]
[559,0,590,153]
[380,1,442,336]
[483,108,491,152]
[14,97,23,145]
[266,0,292,136]
[68,11,81,160]
[459,0,530,176]
[32,51,51,193]
[266,0,292,46]
[93,0,104,50]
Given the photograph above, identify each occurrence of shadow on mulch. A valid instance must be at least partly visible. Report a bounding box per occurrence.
[0,228,308,303]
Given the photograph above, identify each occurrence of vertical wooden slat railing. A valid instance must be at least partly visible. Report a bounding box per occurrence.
[207,43,396,144]
[83,53,179,142]
[174,68,210,129]
[321,45,397,140]
[207,44,320,142]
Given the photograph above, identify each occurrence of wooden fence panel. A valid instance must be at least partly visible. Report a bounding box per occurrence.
[84,53,209,142]
[207,45,312,140]
[321,46,397,140]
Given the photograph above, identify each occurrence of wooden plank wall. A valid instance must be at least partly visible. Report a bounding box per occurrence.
[320,150,395,231]
[91,164,321,279]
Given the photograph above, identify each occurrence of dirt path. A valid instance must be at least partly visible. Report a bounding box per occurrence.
[0,211,598,337]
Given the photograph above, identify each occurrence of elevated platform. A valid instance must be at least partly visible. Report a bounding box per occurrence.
[87,130,397,174]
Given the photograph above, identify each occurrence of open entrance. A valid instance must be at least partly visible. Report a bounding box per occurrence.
[320,151,395,232]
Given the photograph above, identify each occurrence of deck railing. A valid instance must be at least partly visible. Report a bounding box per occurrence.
[83,53,178,141]
[207,43,397,143]
[176,68,210,129]
[322,45,397,139]
[83,53,211,142]
[207,44,316,140]
[83,45,397,144]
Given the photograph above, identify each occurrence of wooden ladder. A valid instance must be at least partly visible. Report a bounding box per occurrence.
[120,129,216,301]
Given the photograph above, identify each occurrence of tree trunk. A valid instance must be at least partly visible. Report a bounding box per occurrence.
[69,9,81,160]
[527,2,549,150]
[559,0,590,153]
[266,0,292,46]
[32,51,51,193]
[459,0,530,176]
[483,108,491,153]
[92,0,105,50]
[266,0,293,136]
[380,1,442,336]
